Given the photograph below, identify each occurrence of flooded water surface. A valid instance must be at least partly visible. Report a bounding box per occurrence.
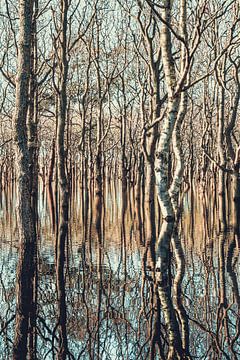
[0,184,239,360]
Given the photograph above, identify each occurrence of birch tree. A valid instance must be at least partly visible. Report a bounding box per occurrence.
[150,0,213,357]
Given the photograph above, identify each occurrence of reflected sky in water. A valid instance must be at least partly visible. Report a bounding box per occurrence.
[0,185,239,359]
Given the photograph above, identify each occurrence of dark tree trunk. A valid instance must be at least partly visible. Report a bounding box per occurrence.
[13,1,35,359]
[55,1,70,358]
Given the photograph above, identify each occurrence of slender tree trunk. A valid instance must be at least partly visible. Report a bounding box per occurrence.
[13,1,35,359]
[233,148,240,235]
[217,80,227,232]
[169,2,190,355]
[48,139,56,184]
[56,1,69,358]
[27,2,39,356]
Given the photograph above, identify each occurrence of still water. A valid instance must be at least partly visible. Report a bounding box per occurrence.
[0,184,239,359]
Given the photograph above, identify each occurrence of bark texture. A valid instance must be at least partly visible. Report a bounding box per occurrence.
[56,1,70,358]
[13,1,35,359]
[154,1,189,357]
[154,1,182,357]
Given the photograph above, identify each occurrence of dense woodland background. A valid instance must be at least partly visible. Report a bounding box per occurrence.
[0,0,240,359]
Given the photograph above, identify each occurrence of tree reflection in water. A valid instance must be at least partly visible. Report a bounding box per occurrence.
[0,185,239,359]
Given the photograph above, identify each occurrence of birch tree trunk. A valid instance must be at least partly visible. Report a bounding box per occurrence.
[169,1,190,355]
[169,19,188,213]
[12,1,35,359]
[154,1,183,357]
[153,0,193,356]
